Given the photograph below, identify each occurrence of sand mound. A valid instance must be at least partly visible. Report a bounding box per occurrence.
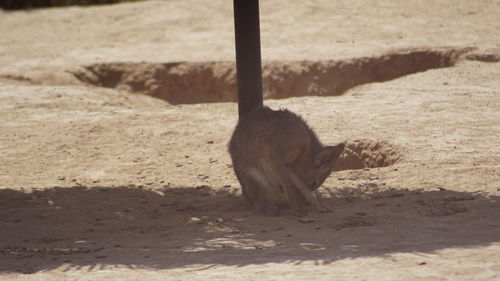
[334,139,402,171]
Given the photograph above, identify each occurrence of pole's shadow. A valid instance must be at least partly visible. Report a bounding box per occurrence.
[1,185,499,273]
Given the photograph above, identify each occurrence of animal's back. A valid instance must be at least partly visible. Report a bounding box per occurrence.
[228,106,311,168]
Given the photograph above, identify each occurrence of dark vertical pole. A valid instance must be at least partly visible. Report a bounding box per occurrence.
[233,0,263,117]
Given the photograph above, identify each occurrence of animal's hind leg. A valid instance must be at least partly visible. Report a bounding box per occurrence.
[232,163,252,205]
[240,169,281,216]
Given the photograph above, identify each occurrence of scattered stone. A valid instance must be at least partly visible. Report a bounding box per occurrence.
[298,218,315,224]
[387,192,404,198]
[57,176,65,181]
[188,217,201,223]
[72,179,82,186]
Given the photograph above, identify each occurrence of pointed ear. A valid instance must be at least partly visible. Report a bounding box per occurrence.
[313,143,345,168]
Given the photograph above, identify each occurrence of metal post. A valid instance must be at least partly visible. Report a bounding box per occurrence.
[233,0,263,117]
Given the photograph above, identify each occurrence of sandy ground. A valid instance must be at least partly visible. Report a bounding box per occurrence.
[1,0,500,280]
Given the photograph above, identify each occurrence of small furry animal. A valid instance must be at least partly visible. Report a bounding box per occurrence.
[228,106,345,216]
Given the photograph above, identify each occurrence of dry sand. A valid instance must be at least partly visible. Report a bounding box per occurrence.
[0,0,499,280]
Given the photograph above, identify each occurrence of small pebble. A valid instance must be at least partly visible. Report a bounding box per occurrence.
[298,218,315,224]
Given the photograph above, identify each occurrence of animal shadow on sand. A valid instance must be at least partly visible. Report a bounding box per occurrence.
[0,184,499,273]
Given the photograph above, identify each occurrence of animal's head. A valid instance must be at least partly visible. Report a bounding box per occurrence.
[303,143,345,191]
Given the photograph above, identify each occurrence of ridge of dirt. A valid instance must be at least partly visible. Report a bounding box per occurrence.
[71,47,473,104]
[334,139,402,171]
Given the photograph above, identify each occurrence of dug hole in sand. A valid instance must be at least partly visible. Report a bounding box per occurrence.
[0,0,499,280]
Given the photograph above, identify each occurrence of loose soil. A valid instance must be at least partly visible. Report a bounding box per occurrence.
[0,0,499,280]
